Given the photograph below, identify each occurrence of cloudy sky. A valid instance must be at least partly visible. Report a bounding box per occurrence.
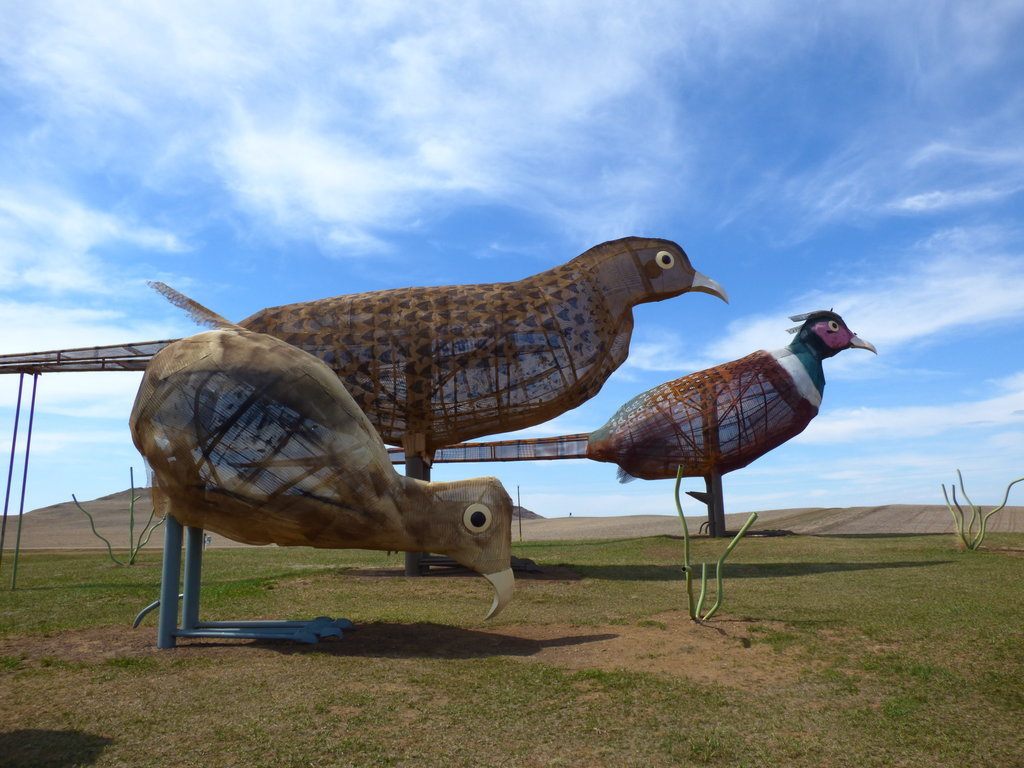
[2,1,1023,519]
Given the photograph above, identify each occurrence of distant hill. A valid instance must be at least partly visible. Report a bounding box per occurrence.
[7,487,251,550]
[514,505,542,520]
[9,490,1022,549]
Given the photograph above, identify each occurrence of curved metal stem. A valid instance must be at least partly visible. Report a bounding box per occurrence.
[701,512,758,621]
[972,475,1024,550]
[942,483,966,548]
[956,470,981,543]
[695,562,709,618]
[673,466,696,619]
[73,494,125,566]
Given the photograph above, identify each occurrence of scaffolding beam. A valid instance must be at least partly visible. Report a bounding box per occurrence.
[0,340,177,375]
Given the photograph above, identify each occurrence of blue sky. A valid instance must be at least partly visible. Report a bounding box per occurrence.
[1,2,1023,518]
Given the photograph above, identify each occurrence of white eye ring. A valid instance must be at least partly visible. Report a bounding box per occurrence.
[463,503,493,533]
[655,251,675,270]
[827,320,840,332]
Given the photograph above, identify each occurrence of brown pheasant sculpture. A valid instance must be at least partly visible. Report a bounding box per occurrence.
[239,236,728,457]
[130,297,515,618]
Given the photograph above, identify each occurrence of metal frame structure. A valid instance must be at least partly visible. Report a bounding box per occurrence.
[388,434,727,536]
[135,517,352,648]
[0,373,40,588]
[0,340,173,374]
[0,342,172,589]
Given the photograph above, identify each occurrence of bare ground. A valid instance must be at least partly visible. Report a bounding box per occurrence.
[0,611,803,690]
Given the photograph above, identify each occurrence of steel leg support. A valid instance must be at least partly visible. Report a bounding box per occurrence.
[182,525,203,631]
[404,454,430,576]
[708,472,727,538]
[148,516,351,647]
[157,515,183,649]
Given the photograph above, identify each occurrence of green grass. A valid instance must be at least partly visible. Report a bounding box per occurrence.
[1,533,1022,767]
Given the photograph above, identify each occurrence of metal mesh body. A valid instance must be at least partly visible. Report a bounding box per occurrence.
[129,328,512,575]
[240,237,716,453]
[586,350,819,480]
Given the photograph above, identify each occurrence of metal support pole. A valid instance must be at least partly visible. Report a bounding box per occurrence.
[158,515,183,649]
[707,471,727,538]
[404,454,430,576]
[0,373,25,575]
[517,485,523,542]
[10,374,38,589]
[181,526,204,631]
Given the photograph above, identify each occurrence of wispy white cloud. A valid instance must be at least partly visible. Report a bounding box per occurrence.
[0,301,183,355]
[740,132,1024,240]
[1,2,701,248]
[6,2,1023,250]
[799,372,1024,444]
[886,186,1020,213]
[673,227,1024,372]
[0,188,186,294]
[622,335,706,374]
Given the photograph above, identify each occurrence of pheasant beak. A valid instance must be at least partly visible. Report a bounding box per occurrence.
[689,272,729,304]
[848,335,877,354]
[483,567,514,619]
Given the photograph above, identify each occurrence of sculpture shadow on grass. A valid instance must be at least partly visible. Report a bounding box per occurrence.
[0,729,113,768]
[185,623,617,660]
[573,560,953,582]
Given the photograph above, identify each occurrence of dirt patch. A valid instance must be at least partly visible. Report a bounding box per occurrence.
[0,612,805,690]
[508,613,806,687]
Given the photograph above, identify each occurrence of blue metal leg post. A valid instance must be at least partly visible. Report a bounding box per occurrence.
[157,515,183,649]
[181,526,203,631]
[143,515,351,647]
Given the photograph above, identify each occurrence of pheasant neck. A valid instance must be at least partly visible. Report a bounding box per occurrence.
[786,337,826,396]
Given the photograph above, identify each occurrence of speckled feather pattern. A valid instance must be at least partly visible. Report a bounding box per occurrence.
[587,350,819,480]
[239,237,702,452]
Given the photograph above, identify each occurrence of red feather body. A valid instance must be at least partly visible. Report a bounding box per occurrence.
[586,351,819,480]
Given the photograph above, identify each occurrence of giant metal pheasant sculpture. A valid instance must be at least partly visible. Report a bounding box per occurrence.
[587,310,876,480]
[239,237,727,458]
[131,294,515,619]
[585,310,876,533]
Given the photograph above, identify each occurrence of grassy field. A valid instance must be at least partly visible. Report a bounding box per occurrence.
[1,532,1022,767]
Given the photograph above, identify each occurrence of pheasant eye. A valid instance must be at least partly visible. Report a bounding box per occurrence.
[655,251,675,270]
[463,503,493,533]
[827,320,840,332]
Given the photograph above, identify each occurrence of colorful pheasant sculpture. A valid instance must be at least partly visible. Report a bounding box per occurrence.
[586,310,876,534]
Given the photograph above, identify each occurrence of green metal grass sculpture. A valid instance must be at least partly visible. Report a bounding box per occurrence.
[941,470,1023,551]
[73,468,164,566]
[673,466,757,621]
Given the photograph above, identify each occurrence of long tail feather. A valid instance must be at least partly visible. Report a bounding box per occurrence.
[149,281,234,329]
[617,466,638,484]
